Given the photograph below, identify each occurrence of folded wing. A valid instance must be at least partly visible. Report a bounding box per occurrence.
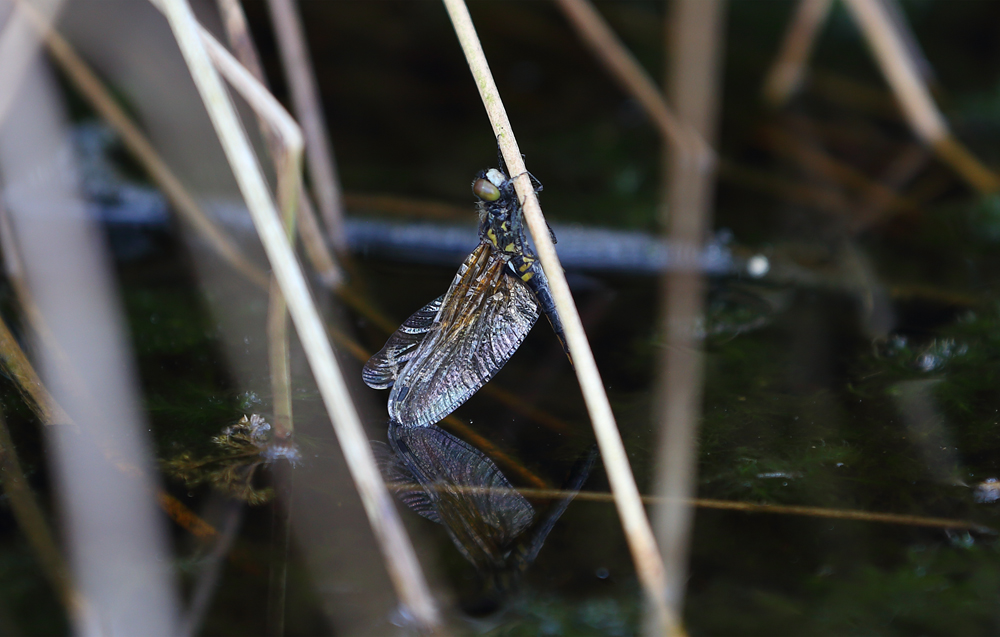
[387,243,539,428]
[362,296,444,389]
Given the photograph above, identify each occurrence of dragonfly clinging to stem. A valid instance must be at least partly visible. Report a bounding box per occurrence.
[363,158,570,428]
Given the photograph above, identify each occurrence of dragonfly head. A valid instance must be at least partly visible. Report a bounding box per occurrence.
[472,168,508,203]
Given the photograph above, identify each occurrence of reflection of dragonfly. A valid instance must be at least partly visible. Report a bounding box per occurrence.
[374,423,594,603]
[363,162,569,428]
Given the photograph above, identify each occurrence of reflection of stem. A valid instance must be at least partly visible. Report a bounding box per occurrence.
[266,462,292,637]
[0,408,82,613]
[178,500,243,637]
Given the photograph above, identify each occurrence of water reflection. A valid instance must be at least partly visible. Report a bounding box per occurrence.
[163,414,299,505]
[374,423,595,610]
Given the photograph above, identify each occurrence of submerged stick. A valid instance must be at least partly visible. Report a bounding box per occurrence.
[388,482,994,534]
[441,1,680,634]
[157,0,441,629]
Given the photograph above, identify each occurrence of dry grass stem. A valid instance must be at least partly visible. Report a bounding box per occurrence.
[554,0,710,166]
[267,278,293,439]
[842,0,1000,193]
[157,0,441,628]
[12,0,269,289]
[652,0,725,620]
[265,0,348,252]
[762,0,833,107]
[214,0,342,289]
[1,168,218,544]
[215,0,297,441]
[441,0,679,633]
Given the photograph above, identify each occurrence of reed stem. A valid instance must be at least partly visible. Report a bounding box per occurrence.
[441,0,680,633]
[157,0,441,628]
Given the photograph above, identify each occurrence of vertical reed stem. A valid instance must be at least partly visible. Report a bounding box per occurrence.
[441,0,681,633]
[265,0,348,251]
[157,0,441,628]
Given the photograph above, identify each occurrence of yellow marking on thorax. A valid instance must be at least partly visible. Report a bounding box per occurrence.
[486,228,498,247]
[501,221,509,231]
[504,243,516,253]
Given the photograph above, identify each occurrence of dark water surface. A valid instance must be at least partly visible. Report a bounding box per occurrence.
[4,0,1000,634]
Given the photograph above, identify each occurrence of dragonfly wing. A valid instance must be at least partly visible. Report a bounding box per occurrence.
[372,440,443,524]
[390,424,534,567]
[388,244,539,427]
[362,295,444,389]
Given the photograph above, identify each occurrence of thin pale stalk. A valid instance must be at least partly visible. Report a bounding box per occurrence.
[761,0,833,106]
[0,44,179,632]
[652,0,725,619]
[265,0,348,252]
[553,0,709,164]
[215,0,342,289]
[440,0,679,634]
[12,0,269,289]
[267,160,294,443]
[156,0,441,629]
[267,278,293,439]
[842,0,1000,193]
[297,188,342,287]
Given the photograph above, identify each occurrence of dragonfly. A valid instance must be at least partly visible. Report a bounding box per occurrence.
[363,161,570,428]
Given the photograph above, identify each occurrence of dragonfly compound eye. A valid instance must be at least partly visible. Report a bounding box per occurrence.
[473,178,501,202]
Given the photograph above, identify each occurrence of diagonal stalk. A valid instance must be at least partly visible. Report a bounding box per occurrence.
[441,0,681,634]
